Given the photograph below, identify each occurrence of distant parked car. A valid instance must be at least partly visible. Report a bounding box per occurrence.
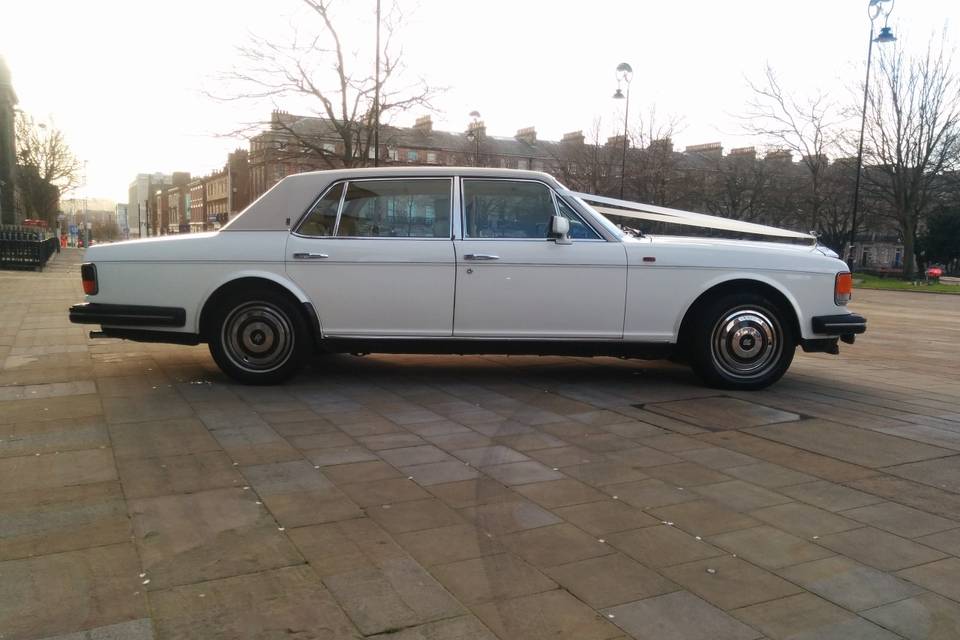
[926,266,943,279]
[69,167,865,389]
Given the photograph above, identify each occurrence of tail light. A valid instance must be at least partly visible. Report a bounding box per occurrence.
[834,272,852,306]
[81,263,98,295]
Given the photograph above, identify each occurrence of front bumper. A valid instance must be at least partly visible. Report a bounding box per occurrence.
[811,313,867,336]
[69,303,186,327]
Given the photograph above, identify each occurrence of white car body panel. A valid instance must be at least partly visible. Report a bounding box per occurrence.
[453,239,627,338]
[77,167,857,353]
[286,235,456,336]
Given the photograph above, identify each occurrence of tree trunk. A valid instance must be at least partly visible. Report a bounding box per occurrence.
[901,219,917,278]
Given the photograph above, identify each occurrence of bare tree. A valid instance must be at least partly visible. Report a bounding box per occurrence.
[860,35,960,277]
[15,114,82,224]
[549,119,618,196]
[743,65,845,233]
[626,107,686,206]
[212,0,440,169]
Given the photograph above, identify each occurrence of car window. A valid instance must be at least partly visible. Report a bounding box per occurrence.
[297,182,344,236]
[463,180,557,239]
[337,179,451,238]
[556,197,601,240]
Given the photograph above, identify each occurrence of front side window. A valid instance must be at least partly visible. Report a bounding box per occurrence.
[297,180,451,238]
[462,179,557,239]
[556,197,601,240]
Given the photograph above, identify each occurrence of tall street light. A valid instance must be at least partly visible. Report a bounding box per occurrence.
[466,110,482,166]
[612,62,633,199]
[373,0,381,167]
[849,0,896,270]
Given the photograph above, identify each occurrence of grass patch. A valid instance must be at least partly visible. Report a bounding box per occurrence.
[855,273,960,294]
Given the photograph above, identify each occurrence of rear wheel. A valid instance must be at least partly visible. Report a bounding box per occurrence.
[688,292,795,390]
[208,288,307,384]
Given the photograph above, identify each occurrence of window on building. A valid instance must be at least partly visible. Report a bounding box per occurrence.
[463,179,556,239]
[337,179,450,238]
[297,183,344,236]
[427,152,437,164]
[405,150,418,163]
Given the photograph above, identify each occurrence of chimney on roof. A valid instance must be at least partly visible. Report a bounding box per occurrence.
[515,126,536,144]
[562,130,585,145]
[729,146,756,160]
[765,148,793,162]
[606,134,628,148]
[413,115,433,133]
[270,110,290,130]
[684,142,723,159]
[648,138,674,154]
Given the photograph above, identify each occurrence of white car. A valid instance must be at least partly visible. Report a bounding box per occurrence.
[70,167,865,389]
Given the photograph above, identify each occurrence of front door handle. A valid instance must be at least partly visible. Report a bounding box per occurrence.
[463,253,500,261]
[292,252,329,260]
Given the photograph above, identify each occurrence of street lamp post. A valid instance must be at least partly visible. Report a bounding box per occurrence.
[848,0,896,270]
[612,62,633,199]
[373,0,381,167]
[466,110,482,166]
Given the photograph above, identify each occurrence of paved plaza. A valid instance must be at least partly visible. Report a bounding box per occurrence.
[1,249,959,640]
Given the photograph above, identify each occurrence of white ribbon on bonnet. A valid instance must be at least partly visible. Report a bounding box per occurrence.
[560,191,816,243]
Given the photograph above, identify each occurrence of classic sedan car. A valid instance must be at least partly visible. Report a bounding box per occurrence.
[69,167,865,389]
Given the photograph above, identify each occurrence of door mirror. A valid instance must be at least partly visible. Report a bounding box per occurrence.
[548,215,572,245]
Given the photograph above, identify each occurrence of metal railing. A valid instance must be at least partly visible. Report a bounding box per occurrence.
[0,226,60,270]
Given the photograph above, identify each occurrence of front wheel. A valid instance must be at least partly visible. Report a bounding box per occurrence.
[208,288,308,384]
[688,293,795,390]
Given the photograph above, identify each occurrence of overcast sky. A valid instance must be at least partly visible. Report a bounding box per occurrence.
[3,0,958,202]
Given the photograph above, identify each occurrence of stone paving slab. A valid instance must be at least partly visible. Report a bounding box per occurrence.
[4,253,960,639]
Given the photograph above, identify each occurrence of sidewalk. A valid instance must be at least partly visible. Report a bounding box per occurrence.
[1,249,959,639]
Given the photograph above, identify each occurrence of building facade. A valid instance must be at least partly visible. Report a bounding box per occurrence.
[127,173,172,237]
[115,203,128,237]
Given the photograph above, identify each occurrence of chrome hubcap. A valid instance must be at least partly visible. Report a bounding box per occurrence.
[222,302,294,373]
[711,308,782,379]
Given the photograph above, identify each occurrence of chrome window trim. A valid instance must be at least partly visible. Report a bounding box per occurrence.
[459,177,608,242]
[292,176,455,240]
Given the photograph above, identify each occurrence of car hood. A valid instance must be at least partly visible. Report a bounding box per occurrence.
[627,235,847,274]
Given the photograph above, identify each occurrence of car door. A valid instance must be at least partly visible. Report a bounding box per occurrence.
[454,178,627,338]
[286,177,456,336]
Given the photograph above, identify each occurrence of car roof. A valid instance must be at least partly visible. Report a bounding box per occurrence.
[222,167,562,232]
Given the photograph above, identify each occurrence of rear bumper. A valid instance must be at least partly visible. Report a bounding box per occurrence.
[811,313,867,336]
[69,303,186,327]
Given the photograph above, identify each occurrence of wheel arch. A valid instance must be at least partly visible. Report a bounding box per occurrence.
[676,276,802,350]
[196,273,321,342]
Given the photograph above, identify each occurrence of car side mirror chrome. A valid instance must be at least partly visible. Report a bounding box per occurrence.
[548,216,572,245]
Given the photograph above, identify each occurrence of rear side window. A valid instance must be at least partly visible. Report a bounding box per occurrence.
[296,179,451,238]
[298,183,343,236]
[338,179,451,238]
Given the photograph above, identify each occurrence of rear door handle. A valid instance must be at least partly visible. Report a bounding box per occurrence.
[463,253,499,261]
[292,252,329,260]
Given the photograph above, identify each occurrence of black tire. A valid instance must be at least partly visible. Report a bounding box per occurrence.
[207,287,308,384]
[688,292,795,390]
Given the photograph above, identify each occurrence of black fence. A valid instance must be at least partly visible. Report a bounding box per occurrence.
[0,227,60,270]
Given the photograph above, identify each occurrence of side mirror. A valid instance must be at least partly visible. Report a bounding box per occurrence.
[548,215,572,245]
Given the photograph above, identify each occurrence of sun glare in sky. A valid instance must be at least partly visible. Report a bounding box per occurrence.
[2,0,958,202]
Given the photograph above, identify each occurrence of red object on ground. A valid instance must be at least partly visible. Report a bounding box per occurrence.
[926,267,943,278]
